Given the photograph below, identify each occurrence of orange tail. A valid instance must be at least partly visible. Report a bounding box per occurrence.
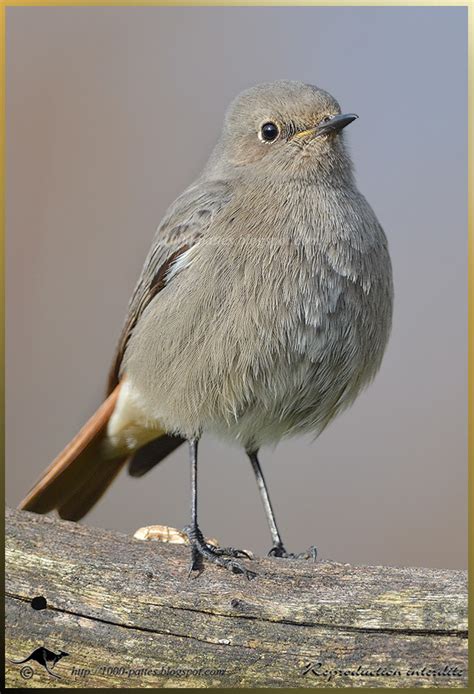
[19,385,126,521]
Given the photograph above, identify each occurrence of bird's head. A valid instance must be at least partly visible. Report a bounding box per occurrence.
[207,81,357,183]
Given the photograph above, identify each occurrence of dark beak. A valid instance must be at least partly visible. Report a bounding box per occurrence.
[316,113,358,136]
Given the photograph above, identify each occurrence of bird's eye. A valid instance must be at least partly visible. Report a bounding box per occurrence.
[259,122,280,142]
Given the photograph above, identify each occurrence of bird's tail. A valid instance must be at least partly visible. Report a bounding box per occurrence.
[19,384,186,521]
[19,386,126,521]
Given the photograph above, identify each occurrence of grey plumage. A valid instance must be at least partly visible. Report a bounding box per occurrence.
[118,80,393,452]
[21,81,393,565]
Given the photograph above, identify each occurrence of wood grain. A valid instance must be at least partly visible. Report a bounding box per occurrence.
[5,508,468,688]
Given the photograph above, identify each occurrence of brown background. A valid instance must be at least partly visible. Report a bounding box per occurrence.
[6,6,467,569]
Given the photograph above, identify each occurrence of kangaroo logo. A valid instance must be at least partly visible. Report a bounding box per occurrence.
[9,646,69,679]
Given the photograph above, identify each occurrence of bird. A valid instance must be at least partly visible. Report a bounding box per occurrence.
[20,80,393,578]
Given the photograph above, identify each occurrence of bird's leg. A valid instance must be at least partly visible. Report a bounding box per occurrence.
[184,438,255,579]
[247,449,285,552]
[247,450,317,561]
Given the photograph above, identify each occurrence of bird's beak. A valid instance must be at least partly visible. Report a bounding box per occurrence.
[292,113,359,140]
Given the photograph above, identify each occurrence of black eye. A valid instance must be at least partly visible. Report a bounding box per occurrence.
[259,122,279,142]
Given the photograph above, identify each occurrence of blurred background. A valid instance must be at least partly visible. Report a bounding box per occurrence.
[6,6,467,569]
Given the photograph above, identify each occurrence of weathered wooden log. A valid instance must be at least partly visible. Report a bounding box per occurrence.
[5,507,468,688]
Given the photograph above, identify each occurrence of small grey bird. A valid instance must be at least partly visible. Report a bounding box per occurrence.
[20,81,393,577]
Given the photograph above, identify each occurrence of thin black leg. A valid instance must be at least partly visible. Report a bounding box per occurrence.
[247,449,317,562]
[187,437,200,573]
[189,438,198,532]
[247,450,285,550]
[184,438,255,579]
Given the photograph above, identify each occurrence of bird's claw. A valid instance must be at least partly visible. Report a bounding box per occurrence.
[213,546,253,560]
[184,525,256,578]
[268,543,318,561]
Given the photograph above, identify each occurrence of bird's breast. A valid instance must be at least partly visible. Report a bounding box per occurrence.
[124,183,393,444]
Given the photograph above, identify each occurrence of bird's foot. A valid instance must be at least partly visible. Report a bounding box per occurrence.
[268,543,318,562]
[184,525,256,579]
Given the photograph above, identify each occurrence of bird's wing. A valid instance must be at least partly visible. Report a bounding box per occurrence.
[19,179,233,520]
[107,178,232,393]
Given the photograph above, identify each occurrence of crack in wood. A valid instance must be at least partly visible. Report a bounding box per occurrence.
[5,509,468,689]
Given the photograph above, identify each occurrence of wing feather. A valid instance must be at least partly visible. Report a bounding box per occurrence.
[107,179,232,393]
